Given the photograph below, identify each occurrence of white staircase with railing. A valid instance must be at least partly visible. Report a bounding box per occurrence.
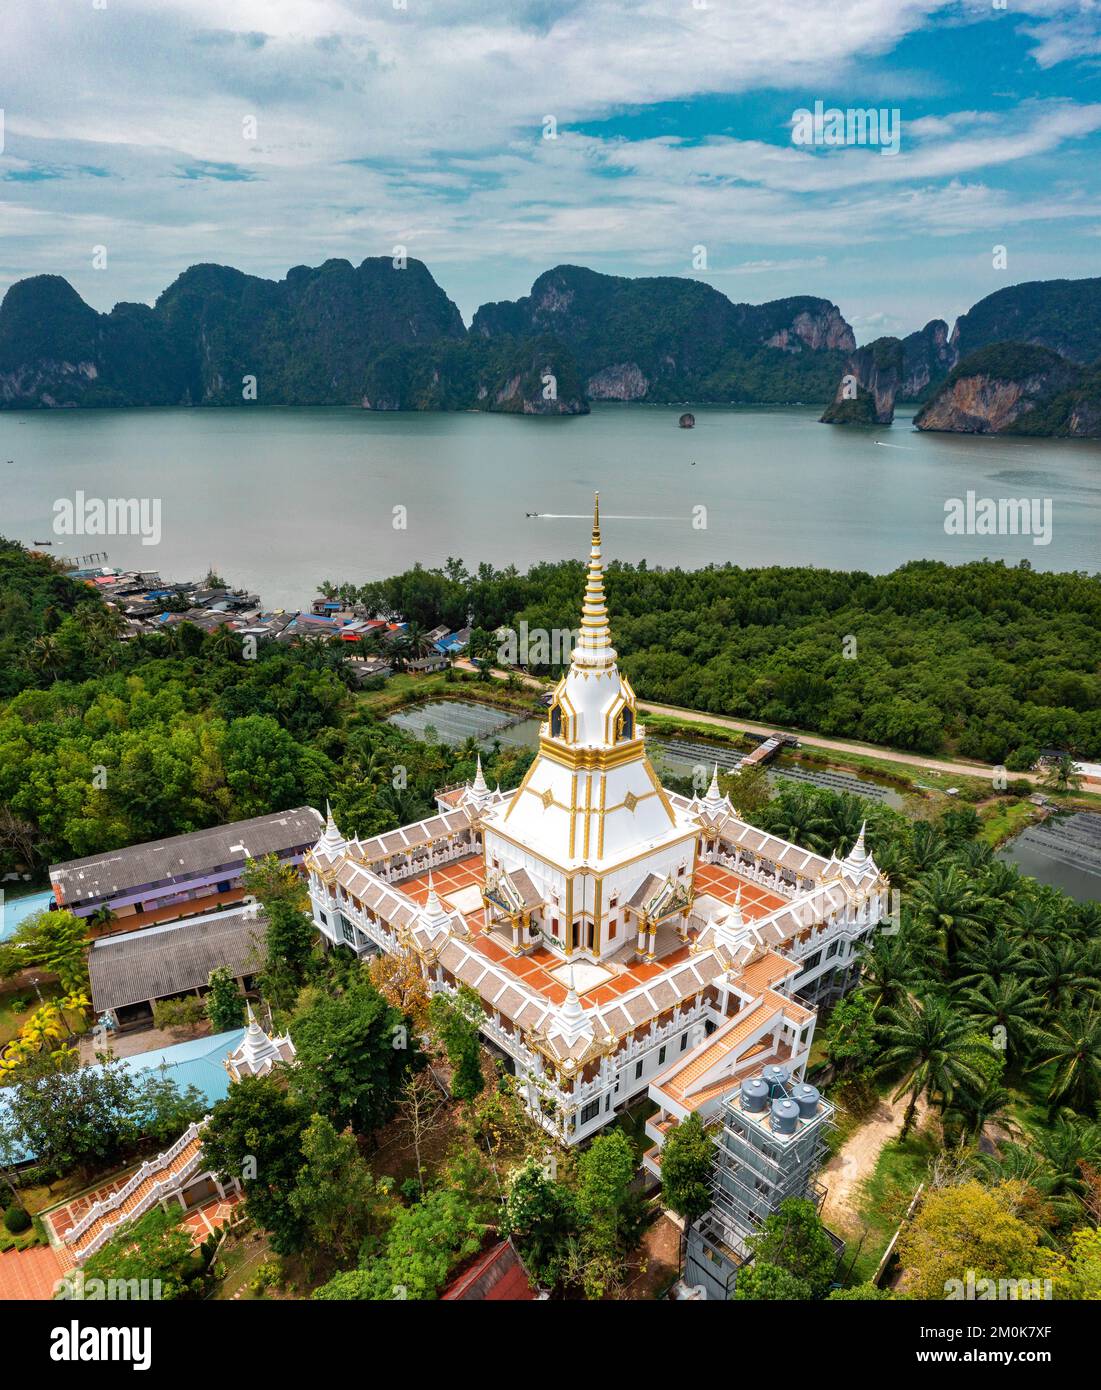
[67,1119,210,1262]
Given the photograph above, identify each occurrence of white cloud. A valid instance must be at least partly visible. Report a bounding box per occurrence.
[0,0,1098,326]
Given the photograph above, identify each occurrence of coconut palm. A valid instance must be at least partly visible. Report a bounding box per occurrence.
[876,993,989,1140]
[402,622,438,662]
[1029,1006,1101,1115]
[1041,755,1082,793]
[30,633,66,679]
[206,623,242,662]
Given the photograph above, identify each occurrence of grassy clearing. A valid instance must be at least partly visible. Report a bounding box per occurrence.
[979,797,1041,848]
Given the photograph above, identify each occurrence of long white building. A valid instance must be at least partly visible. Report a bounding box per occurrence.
[307,498,888,1149]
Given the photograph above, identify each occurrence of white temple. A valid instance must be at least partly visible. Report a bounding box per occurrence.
[307,497,888,1150]
[225,1004,296,1082]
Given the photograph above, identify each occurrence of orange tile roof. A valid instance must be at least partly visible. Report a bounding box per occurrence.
[658,998,784,1105]
[692,863,786,917]
[737,951,799,994]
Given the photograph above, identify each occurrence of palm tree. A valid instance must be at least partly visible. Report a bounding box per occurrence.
[858,930,933,1014]
[944,1077,1011,1140]
[911,865,985,962]
[30,633,66,679]
[908,821,948,874]
[876,993,989,1140]
[976,859,1023,909]
[956,840,995,874]
[1025,941,1096,1011]
[974,1141,1080,1229]
[1029,1006,1101,1115]
[766,788,831,853]
[1032,1118,1101,1204]
[402,623,438,662]
[206,623,241,662]
[958,974,1042,1061]
[1010,893,1070,945]
[822,793,867,855]
[1041,754,1082,794]
[955,932,1026,990]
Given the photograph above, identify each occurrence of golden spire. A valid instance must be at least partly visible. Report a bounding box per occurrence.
[571,492,617,670]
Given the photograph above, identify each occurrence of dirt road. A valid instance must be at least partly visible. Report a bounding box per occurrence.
[820,1093,929,1232]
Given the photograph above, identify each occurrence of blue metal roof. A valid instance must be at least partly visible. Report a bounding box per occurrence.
[0,888,54,942]
[115,1028,246,1106]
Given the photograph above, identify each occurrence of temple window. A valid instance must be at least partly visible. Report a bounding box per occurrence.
[550,703,563,738]
[615,707,634,742]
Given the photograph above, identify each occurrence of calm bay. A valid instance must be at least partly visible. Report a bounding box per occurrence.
[2,403,1099,612]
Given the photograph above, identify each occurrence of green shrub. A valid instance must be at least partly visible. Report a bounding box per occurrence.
[4,1204,32,1234]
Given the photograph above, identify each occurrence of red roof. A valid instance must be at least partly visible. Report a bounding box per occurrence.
[441,1239,537,1301]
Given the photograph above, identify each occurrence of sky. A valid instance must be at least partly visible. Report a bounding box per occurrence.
[1,0,1099,342]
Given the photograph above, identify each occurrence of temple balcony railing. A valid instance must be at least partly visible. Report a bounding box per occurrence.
[786,903,882,960]
[371,835,481,886]
[616,1003,709,1066]
[709,849,800,901]
[312,887,401,956]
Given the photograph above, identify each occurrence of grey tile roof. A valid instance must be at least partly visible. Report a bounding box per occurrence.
[88,906,267,1013]
[50,806,324,905]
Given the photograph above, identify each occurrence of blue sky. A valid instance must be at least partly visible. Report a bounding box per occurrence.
[1,0,1098,342]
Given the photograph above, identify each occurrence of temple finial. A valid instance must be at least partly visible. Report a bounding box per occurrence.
[472,754,488,793]
[570,493,616,670]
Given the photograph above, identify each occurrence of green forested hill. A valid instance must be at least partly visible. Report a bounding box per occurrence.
[952,277,1101,364]
[472,265,854,402]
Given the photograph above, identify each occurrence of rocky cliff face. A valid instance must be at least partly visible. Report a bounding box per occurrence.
[765,304,854,354]
[471,266,854,403]
[901,319,957,399]
[913,343,1089,435]
[820,319,959,427]
[585,362,649,400]
[819,337,901,425]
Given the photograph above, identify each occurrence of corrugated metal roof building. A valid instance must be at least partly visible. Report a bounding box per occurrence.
[50,806,323,923]
[88,905,267,1018]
